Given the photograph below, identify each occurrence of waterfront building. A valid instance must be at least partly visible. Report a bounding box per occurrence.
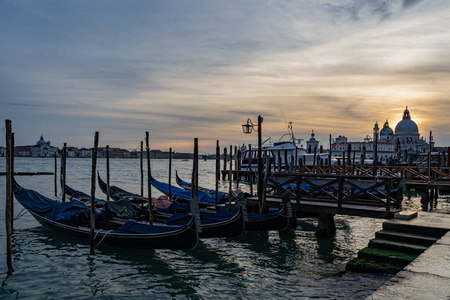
[393,107,429,155]
[306,131,320,153]
[375,107,429,159]
[0,146,5,157]
[67,147,78,158]
[29,135,59,157]
[79,148,92,158]
[333,107,429,161]
[333,134,396,161]
[11,136,59,157]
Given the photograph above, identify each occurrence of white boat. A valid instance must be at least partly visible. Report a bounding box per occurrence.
[241,140,336,171]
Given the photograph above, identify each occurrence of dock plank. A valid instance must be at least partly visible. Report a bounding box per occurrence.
[247,196,400,219]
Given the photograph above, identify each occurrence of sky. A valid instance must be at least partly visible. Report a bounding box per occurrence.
[1,0,450,153]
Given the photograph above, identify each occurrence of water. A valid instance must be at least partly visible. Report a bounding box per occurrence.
[2,157,447,299]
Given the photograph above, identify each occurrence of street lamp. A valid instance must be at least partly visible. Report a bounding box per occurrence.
[242,115,263,208]
[242,118,257,134]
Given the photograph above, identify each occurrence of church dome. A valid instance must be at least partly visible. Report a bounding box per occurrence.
[380,120,393,136]
[36,135,47,146]
[395,107,419,134]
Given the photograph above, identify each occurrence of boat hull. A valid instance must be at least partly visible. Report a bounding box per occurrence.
[28,210,198,250]
[199,207,245,238]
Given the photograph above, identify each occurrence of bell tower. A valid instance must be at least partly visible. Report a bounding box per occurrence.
[373,122,379,142]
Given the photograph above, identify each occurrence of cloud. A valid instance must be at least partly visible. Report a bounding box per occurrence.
[402,0,424,9]
[1,0,450,151]
[7,102,46,107]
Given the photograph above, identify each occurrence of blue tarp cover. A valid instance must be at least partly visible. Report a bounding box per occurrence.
[163,213,192,226]
[199,210,235,225]
[176,177,229,203]
[14,185,89,222]
[151,178,226,205]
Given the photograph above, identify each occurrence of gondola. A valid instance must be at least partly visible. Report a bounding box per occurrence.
[96,173,147,204]
[98,174,294,232]
[150,174,225,207]
[173,173,295,231]
[13,180,199,250]
[175,171,229,200]
[152,175,294,232]
[96,175,245,238]
[244,194,294,231]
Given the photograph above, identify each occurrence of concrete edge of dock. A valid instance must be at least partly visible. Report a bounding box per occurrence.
[366,212,450,299]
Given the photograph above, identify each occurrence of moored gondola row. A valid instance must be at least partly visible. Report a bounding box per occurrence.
[13,173,295,250]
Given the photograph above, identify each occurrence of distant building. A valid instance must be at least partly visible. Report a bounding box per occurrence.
[173,152,194,159]
[0,146,6,157]
[14,146,32,157]
[306,131,320,153]
[67,147,79,158]
[30,135,59,157]
[9,136,196,159]
[333,134,396,161]
[79,148,92,158]
[392,107,429,155]
[333,107,429,161]
[12,135,59,157]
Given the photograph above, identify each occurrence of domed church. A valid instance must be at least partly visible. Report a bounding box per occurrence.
[30,135,59,157]
[377,107,429,155]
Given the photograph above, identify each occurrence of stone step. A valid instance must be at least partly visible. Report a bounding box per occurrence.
[368,238,428,255]
[382,221,448,238]
[357,247,418,267]
[346,258,404,274]
[375,230,439,247]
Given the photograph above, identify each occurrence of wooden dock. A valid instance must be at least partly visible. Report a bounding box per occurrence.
[247,196,400,219]
[243,173,403,220]
[223,165,450,189]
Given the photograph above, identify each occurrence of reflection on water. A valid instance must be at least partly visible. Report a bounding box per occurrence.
[2,158,449,298]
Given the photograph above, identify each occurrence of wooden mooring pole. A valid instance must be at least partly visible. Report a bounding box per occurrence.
[54,152,57,196]
[90,132,99,254]
[248,144,253,195]
[257,115,263,206]
[260,156,270,213]
[61,143,67,202]
[5,119,13,269]
[428,131,433,198]
[10,132,14,227]
[223,147,227,180]
[236,150,241,189]
[374,128,378,176]
[228,145,232,210]
[248,144,252,174]
[328,134,332,174]
[169,148,172,201]
[140,141,144,197]
[215,140,220,207]
[145,132,154,225]
[234,146,238,179]
[194,139,199,199]
[106,145,110,201]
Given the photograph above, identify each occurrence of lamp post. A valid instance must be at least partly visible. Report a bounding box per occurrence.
[242,115,263,206]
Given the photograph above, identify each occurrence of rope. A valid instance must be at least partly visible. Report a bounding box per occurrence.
[95,229,114,248]
[93,229,104,240]
[14,207,28,220]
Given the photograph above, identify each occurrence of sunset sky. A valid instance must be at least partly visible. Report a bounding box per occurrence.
[1,0,449,153]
